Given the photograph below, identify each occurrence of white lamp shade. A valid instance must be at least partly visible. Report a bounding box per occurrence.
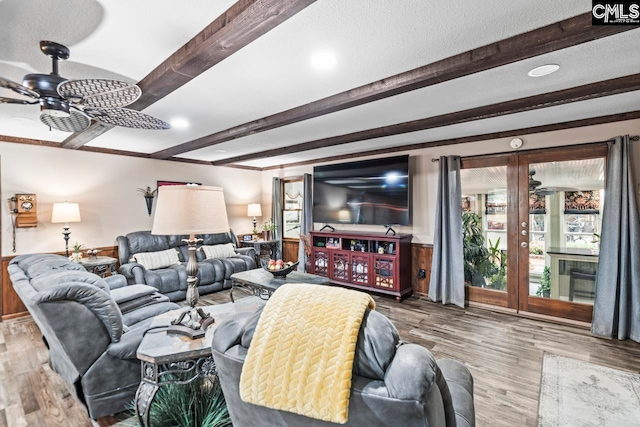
[247,203,262,217]
[151,185,230,235]
[51,202,81,223]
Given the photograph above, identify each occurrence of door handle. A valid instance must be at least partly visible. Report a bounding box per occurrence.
[521,242,528,248]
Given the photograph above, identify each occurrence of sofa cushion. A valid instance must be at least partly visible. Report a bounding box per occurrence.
[133,249,180,270]
[201,243,238,260]
[144,265,187,294]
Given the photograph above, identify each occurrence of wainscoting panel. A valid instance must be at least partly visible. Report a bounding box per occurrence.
[282,239,299,263]
[411,243,433,295]
[1,246,119,320]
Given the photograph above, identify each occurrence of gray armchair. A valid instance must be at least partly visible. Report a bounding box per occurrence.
[212,306,475,427]
[116,230,256,301]
[8,254,180,419]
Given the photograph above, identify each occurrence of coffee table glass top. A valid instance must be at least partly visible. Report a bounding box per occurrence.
[136,297,264,364]
[231,268,330,291]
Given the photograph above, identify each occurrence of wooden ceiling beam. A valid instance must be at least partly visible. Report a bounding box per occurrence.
[258,110,640,170]
[153,13,637,159]
[60,0,317,150]
[211,73,640,165]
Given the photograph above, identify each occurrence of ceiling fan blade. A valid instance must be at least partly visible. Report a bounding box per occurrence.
[85,107,170,130]
[0,76,39,99]
[0,96,38,105]
[534,187,579,196]
[58,79,141,108]
[40,110,91,132]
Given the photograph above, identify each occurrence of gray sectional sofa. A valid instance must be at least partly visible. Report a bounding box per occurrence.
[116,230,256,301]
[212,306,475,427]
[8,254,180,419]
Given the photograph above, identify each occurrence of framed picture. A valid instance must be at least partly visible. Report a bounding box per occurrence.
[157,180,202,189]
[242,234,253,242]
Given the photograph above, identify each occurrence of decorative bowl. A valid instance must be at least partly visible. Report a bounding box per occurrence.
[261,259,299,277]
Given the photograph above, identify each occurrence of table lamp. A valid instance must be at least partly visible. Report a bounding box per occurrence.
[51,202,81,257]
[247,203,262,234]
[152,185,230,338]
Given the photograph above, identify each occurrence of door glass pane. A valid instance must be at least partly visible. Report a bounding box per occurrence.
[528,158,604,304]
[283,180,303,239]
[461,166,508,291]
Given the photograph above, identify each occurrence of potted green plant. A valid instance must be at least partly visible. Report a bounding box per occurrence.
[262,218,276,241]
[536,266,551,298]
[137,186,158,216]
[70,241,84,262]
[462,212,492,287]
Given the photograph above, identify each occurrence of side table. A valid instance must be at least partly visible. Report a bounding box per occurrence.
[135,297,265,427]
[77,256,117,278]
[239,239,281,264]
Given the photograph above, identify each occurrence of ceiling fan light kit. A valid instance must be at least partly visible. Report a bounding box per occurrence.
[0,41,170,132]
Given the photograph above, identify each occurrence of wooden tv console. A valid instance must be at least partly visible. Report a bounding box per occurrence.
[309,230,413,301]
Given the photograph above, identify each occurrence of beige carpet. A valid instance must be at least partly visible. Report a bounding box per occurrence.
[538,354,640,427]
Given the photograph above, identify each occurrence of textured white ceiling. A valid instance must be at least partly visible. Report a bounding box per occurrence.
[1,0,637,169]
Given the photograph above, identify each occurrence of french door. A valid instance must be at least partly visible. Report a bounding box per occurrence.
[460,143,608,322]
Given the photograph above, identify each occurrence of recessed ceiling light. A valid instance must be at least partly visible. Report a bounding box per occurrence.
[214,149,227,153]
[310,52,337,70]
[528,64,560,77]
[169,118,189,129]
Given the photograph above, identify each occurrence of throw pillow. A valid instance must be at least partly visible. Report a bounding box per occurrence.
[201,243,238,259]
[133,249,180,270]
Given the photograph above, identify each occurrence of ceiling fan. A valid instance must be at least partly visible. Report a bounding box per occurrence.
[529,170,577,196]
[0,40,170,132]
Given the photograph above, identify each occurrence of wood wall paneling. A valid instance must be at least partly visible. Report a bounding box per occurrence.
[411,243,433,295]
[1,246,119,320]
[282,239,299,263]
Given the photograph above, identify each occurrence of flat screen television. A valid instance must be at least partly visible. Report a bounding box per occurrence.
[313,155,410,226]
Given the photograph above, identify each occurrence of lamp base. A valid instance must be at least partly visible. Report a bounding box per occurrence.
[168,306,214,340]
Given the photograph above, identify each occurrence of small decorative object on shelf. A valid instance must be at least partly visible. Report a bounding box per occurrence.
[262,218,276,241]
[86,248,101,259]
[261,259,299,277]
[70,241,84,262]
[137,186,158,216]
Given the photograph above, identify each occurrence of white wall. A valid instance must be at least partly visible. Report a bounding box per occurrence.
[0,142,262,256]
[262,118,640,244]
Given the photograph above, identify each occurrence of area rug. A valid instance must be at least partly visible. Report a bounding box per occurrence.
[538,354,640,427]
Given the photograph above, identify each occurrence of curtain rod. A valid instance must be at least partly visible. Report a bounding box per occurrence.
[430,136,639,162]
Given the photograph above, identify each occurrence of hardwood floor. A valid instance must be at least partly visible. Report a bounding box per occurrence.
[0,291,638,427]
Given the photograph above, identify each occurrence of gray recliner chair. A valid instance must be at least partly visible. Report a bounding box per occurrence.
[212,306,475,427]
[8,254,180,419]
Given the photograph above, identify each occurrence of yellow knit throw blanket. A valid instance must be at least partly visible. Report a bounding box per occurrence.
[239,283,375,424]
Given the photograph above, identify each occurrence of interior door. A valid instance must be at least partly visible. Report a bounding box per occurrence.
[517,144,608,323]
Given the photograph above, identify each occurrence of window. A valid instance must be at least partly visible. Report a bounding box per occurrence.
[282,179,303,239]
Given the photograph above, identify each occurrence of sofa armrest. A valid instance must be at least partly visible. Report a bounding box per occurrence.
[438,359,475,427]
[119,262,146,285]
[105,274,127,290]
[384,343,436,402]
[106,326,147,359]
[235,247,255,259]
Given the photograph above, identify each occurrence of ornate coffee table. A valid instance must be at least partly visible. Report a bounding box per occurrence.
[135,297,264,427]
[230,268,331,302]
